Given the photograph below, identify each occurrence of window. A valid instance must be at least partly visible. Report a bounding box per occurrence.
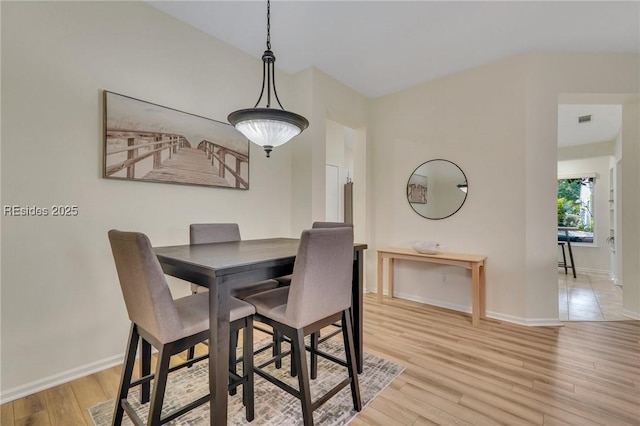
[557,176,595,243]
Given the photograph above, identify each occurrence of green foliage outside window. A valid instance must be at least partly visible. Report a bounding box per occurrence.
[557,177,594,234]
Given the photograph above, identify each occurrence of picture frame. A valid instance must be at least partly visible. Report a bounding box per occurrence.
[103,91,249,189]
[407,183,428,204]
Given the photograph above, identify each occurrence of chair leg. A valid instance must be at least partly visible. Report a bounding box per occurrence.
[111,324,139,426]
[140,339,151,404]
[229,330,239,396]
[342,309,362,411]
[310,332,319,380]
[242,319,255,422]
[274,330,282,369]
[186,346,196,365]
[147,345,171,425]
[560,244,568,274]
[186,289,198,366]
[292,328,314,426]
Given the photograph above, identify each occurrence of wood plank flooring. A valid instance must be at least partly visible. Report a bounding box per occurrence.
[2,294,638,425]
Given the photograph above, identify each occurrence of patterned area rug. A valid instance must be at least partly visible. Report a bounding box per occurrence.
[89,338,404,425]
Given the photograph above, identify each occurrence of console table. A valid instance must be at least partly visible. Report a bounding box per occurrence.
[377,247,487,326]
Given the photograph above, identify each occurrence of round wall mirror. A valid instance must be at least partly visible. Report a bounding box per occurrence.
[407,159,468,220]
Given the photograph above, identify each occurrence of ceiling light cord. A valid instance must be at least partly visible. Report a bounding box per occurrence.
[266,0,271,51]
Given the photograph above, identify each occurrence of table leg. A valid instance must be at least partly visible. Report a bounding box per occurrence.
[479,262,486,319]
[209,281,230,425]
[388,258,395,299]
[377,252,384,302]
[352,249,364,374]
[472,263,481,326]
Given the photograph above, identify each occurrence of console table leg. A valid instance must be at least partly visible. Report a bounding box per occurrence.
[388,258,395,299]
[377,252,384,302]
[472,263,481,326]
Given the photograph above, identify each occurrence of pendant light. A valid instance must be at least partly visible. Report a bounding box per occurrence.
[228,0,309,158]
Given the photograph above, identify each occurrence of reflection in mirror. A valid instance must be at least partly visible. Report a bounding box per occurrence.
[407,159,468,219]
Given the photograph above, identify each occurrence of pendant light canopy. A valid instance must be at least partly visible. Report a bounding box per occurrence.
[228,0,309,158]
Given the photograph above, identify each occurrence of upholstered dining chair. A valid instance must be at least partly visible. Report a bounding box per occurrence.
[274,222,353,288]
[244,227,362,425]
[188,223,280,380]
[108,230,255,425]
[189,223,280,298]
[273,221,354,378]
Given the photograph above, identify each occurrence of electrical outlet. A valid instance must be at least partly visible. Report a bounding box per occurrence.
[442,274,447,282]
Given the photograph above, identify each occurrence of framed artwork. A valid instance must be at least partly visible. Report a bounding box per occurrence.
[103,91,249,189]
[407,183,427,204]
[407,171,428,204]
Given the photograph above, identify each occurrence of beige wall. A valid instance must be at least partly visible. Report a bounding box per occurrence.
[290,68,368,236]
[370,53,639,324]
[524,54,638,321]
[1,1,295,398]
[370,55,529,320]
[621,101,640,317]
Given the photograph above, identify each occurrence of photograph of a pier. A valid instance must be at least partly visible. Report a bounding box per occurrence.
[103,91,249,189]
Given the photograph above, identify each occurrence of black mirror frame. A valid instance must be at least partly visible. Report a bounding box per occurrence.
[406,159,468,220]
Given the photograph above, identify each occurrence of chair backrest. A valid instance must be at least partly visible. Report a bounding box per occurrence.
[108,230,182,344]
[312,221,353,229]
[190,223,241,244]
[285,227,354,329]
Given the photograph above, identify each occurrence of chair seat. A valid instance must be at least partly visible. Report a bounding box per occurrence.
[244,287,290,325]
[274,274,292,286]
[233,279,281,299]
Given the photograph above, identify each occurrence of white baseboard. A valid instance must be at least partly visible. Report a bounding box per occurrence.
[0,354,123,404]
[392,291,471,315]
[390,291,563,327]
[368,288,564,327]
[573,267,610,275]
[487,311,564,327]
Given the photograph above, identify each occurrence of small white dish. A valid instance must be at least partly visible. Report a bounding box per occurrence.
[412,241,442,254]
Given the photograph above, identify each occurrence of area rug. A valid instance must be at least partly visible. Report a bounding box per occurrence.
[89,338,404,425]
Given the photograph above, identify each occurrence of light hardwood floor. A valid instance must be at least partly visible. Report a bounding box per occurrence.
[2,294,639,425]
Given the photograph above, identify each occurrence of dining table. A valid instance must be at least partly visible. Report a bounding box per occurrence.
[150,237,367,425]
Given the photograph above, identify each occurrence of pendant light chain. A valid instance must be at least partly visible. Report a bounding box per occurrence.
[266,0,271,51]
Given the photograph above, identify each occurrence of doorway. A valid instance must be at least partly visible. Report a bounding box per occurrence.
[556,98,630,321]
[325,119,366,241]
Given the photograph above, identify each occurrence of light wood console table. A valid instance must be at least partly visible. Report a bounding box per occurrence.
[377,247,487,326]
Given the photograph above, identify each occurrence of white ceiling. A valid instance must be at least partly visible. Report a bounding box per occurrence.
[557,104,622,147]
[148,1,637,145]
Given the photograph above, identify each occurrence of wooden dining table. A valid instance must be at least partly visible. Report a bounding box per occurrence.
[151,237,367,425]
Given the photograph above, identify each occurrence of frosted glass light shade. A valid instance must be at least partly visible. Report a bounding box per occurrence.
[235,119,301,148]
[228,107,309,157]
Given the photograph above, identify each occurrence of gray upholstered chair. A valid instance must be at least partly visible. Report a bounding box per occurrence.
[189,223,280,298]
[187,223,280,373]
[274,221,354,378]
[274,222,352,289]
[108,230,255,425]
[244,227,362,425]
